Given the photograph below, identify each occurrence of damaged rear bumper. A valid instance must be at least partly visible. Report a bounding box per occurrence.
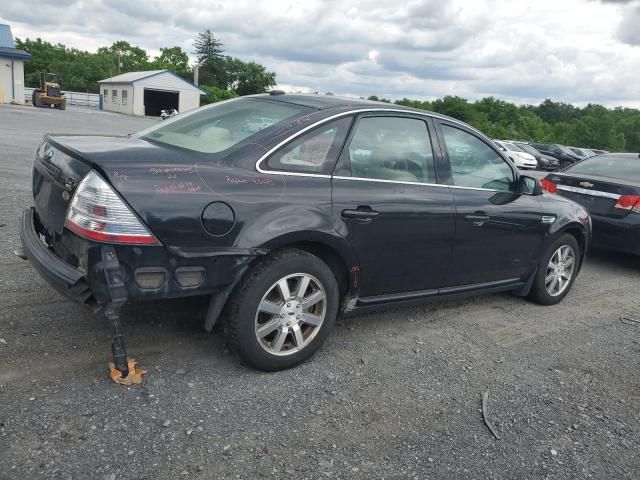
[19,207,256,312]
[20,207,93,303]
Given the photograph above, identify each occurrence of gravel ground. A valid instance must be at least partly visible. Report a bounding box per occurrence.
[0,104,638,480]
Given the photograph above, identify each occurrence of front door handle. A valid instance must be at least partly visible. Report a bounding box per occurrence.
[342,206,379,222]
[464,212,490,227]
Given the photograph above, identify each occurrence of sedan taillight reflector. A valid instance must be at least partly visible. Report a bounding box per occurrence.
[614,194,640,213]
[65,171,159,245]
[541,178,558,193]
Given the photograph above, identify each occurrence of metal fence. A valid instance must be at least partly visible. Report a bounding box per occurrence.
[24,88,102,108]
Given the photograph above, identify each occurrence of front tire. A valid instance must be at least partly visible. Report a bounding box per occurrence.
[224,249,339,371]
[33,91,43,107]
[528,233,580,305]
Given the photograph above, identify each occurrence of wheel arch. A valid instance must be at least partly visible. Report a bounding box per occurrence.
[257,230,360,303]
[556,223,589,270]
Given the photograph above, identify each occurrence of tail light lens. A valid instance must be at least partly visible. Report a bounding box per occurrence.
[541,178,558,193]
[614,194,640,213]
[65,171,159,245]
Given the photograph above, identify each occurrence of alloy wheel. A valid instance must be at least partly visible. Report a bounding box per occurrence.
[545,245,576,297]
[254,273,327,356]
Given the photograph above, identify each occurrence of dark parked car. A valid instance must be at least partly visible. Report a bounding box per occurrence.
[530,143,581,169]
[20,94,592,371]
[542,153,640,255]
[511,142,560,171]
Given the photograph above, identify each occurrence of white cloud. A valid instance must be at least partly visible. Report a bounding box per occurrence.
[1,0,639,106]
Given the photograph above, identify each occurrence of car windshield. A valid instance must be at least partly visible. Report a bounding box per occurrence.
[569,148,585,157]
[516,144,539,156]
[566,155,640,182]
[137,98,312,153]
[503,142,521,152]
[558,145,576,155]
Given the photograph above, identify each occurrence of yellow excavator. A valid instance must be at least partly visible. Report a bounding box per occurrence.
[32,73,66,110]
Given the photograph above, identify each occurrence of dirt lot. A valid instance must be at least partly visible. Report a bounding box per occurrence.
[0,104,638,480]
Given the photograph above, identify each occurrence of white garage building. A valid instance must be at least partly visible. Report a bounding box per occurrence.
[0,24,31,104]
[98,70,205,116]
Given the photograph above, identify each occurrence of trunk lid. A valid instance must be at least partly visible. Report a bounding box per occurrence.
[32,134,258,250]
[547,172,639,217]
[32,139,91,239]
[32,134,198,239]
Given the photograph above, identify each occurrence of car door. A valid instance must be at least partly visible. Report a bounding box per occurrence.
[436,121,546,286]
[331,114,455,299]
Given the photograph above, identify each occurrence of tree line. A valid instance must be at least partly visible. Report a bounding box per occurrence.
[15,30,276,104]
[13,30,638,152]
[369,95,640,152]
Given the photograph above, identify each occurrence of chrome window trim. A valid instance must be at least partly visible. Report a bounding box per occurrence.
[557,184,620,200]
[255,108,484,176]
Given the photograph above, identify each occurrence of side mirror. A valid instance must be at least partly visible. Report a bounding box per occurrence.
[518,175,542,195]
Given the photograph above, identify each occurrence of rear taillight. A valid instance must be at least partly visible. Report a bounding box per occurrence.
[541,178,558,193]
[614,194,640,213]
[65,171,159,245]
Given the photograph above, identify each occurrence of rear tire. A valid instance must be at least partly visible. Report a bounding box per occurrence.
[33,90,43,107]
[528,233,580,305]
[224,248,339,371]
[59,102,66,110]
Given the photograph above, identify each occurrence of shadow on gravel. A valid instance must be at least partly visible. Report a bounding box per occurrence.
[587,248,640,271]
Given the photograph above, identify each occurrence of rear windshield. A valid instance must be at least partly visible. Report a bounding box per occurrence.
[566,155,640,182]
[137,98,312,153]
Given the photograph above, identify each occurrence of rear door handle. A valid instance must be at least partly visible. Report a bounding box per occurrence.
[464,212,490,226]
[342,207,379,220]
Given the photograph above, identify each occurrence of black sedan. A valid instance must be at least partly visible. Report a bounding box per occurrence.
[542,153,640,255]
[20,94,591,371]
[512,142,560,171]
[530,143,582,169]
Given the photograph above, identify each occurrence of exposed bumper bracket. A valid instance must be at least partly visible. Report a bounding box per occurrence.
[101,246,129,377]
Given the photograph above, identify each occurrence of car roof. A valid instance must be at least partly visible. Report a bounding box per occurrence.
[247,93,462,122]
[598,153,640,160]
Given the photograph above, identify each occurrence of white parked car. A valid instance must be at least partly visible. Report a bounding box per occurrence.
[494,140,538,169]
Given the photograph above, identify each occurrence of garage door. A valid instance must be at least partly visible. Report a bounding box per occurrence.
[144,89,179,116]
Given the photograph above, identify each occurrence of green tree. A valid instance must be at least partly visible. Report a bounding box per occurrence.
[97,41,150,74]
[193,30,226,87]
[200,85,238,105]
[152,46,190,77]
[224,58,276,95]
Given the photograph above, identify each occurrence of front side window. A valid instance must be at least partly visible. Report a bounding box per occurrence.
[122,90,128,105]
[344,116,436,183]
[441,124,514,191]
[266,117,351,174]
[138,98,312,154]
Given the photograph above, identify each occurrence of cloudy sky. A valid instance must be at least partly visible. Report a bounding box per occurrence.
[2,0,640,106]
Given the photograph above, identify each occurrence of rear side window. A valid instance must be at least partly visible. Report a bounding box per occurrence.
[138,98,312,154]
[265,117,352,174]
[566,155,640,182]
[344,116,436,184]
[441,125,514,191]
